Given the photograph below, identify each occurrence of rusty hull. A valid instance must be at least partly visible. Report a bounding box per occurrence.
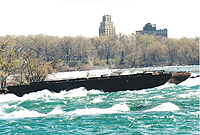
[168,72,191,84]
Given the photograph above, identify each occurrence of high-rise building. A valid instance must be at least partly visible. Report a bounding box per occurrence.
[136,23,168,37]
[99,15,116,36]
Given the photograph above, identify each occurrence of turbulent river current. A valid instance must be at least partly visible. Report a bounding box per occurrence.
[0,65,199,134]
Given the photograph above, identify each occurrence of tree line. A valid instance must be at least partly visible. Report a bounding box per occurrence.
[0,33,199,88]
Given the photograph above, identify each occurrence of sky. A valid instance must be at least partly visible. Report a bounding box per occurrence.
[0,0,199,39]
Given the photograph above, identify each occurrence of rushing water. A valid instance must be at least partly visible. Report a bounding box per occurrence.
[0,65,199,134]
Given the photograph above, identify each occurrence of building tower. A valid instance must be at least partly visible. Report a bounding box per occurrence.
[136,23,168,37]
[99,15,116,36]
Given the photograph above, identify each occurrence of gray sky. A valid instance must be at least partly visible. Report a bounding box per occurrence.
[0,0,199,38]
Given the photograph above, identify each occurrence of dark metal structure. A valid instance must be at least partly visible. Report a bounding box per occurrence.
[4,71,172,97]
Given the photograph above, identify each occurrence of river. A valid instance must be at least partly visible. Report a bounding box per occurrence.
[0,65,199,134]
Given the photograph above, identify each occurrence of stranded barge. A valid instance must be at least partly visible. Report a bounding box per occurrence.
[3,71,172,97]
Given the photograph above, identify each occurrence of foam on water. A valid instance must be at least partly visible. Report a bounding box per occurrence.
[20,89,69,101]
[66,87,88,98]
[0,87,104,106]
[67,103,130,115]
[0,105,66,118]
[90,97,103,103]
[179,77,200,86]
[22,89,53,100]
[87,89,104,95]
[66,87,103,98]
[156,82,175,89]
[47,107,66,115]
[23,88,101,100]
[129,89,151,95]
[115,98,130,101]
[0,103,130,118]
[1,108,46,119]
[190,111,200,115]
[149,95,164,99]
[144,102,180,112]
[178,89,200,98]
[0,104,7,116]
[50,90,68,99]
[0,103,24,117]
[0,94,20,103]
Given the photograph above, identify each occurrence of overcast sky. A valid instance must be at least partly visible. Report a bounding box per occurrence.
[0,0,199,39]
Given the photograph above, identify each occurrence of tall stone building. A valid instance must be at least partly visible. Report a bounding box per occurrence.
[99,15,116,36]
[136,23,168,37]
